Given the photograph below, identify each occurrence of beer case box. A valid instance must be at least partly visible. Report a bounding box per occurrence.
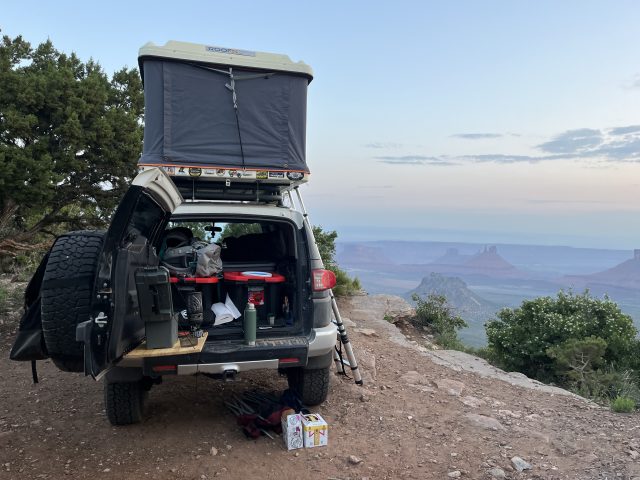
[301,413,328,448]
[281,413,304,450]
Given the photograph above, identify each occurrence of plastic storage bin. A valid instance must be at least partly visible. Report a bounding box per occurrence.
[223,271,285,325]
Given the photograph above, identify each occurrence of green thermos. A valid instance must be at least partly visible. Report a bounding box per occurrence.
[244,303,256,346]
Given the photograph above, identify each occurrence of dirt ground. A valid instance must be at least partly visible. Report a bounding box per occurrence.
[1,289,640,480]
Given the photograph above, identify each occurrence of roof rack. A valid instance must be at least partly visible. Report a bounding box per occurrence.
[172,177,289,203]
[139,165,308,203]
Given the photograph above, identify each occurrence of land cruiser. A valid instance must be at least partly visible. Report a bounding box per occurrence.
[10,41,339,425]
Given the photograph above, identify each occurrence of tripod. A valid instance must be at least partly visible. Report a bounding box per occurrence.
[285,186,363,386]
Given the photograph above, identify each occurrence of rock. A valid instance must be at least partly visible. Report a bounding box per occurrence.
[354,328,379,337]
[348,455,363,465]
[434,378,465,396]
[358,350,377,382]
[447,471,461,478]
[360,394,370,403]
[400,371,435,392]
[628,449,639,459]
[465,414,505,431]
[460,396,485,408]
[511,456,532,472]
[488,467,506,478]
[401,371,429,385]
[103,468,111,473]
[342,317,356,327]
[210,447,218,456]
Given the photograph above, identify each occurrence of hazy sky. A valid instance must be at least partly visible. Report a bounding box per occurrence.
[3,1,640,248]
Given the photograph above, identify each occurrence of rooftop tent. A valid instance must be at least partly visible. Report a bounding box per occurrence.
[138,41,313,175]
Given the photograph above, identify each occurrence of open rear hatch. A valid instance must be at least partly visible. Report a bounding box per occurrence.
[77,168,182,378]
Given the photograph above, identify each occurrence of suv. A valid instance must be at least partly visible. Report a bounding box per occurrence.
[12,40,340,425]
[40,167,337,425]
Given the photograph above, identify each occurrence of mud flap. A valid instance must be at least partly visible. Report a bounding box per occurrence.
[75,319,93,376]
[9,252,50,364]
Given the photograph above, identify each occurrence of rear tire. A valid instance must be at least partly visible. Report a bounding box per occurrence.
[287,366,330,406]
[104,381,146,425]
[41,230,105,372]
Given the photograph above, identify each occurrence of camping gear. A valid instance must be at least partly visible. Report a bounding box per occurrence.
[195,242,222,277]
[244,303,257,346]
[186,290,204,336]
[224,389,306,440]
[282,412,304,450]
[137,41,312,177]
[161,245,198,276]
[301,413,328,448]
[135,267,178,349]
[162,241,222,277]
[224,271,285,326]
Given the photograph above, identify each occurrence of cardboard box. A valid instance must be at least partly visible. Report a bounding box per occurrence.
[301,413,328,448]
[281,413,304,450]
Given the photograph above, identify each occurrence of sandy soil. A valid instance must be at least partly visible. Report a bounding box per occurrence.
[1,290,640,480]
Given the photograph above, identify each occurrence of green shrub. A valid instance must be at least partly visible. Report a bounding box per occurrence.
[313,226,361,297]
[328,265,361,297]
[485,291,637,382]
[611,396,635,413]
[411,293,467,349]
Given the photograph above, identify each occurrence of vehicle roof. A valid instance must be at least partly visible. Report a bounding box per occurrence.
[139,40,313,80]
[172,202,304,228]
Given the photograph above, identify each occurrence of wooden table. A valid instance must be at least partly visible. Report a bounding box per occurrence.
[124,332,208,359]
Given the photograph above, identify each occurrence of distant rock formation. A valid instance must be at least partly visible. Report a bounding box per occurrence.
[464,246,518,273]
[564,249,640,290]
[422,246,521,278]
[406,273,496,314]
[429,248,471,266]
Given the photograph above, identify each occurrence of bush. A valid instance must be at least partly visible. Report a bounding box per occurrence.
[411,293,467,349]
[485,291,637,382]
[611,396,635,413]
[312,226,361,297]
[328,265,361,297]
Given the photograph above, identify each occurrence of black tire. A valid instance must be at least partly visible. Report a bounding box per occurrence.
[104,381,146,425]
[287,366,331,406]
[41,230,105,372]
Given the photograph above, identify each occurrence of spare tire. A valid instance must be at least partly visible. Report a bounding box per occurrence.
[41,230,105,372]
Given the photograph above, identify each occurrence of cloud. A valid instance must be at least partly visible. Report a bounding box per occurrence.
[459,154,541,163]
[609,125,640,136]
[537,128,603,154]
[372,125,640,167]
[364,142,403,149]
[451,133,503,140]
[375,155,458,166]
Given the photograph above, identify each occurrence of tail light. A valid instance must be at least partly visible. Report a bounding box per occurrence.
[312,269,336,291]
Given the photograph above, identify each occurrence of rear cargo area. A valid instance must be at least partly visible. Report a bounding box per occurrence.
[161,218,306,340]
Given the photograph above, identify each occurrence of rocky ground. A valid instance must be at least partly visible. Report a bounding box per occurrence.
[1,285,640,480]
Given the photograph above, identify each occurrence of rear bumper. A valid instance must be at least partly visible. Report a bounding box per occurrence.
[117,324,338,377]
[308,323,337,357]
[178,359,279,375]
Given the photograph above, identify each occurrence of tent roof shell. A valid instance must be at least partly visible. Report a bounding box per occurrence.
[138,40,313,80]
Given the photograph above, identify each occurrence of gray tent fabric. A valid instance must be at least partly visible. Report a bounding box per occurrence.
[139,60,309,172]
